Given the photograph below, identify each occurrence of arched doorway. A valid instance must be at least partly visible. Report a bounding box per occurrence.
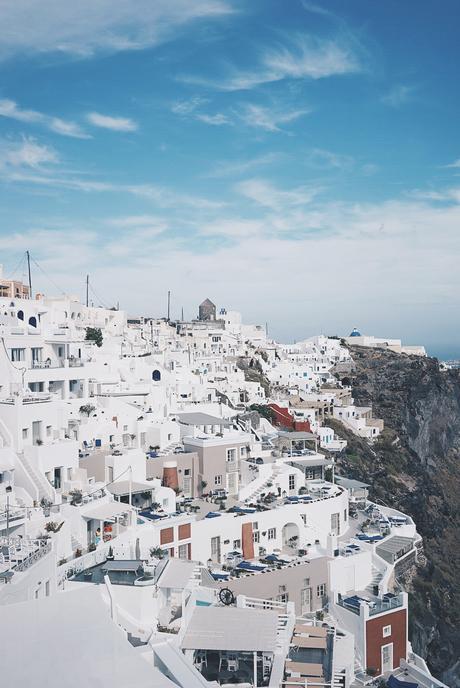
[28,316,37,328]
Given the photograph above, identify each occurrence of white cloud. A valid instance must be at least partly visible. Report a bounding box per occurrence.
[86,112,138,132]
[381,84,414,107]
[195,113,231,126]
[171,97,209,115]
[235,178,321,211]
[1,168,225,210]
[0,99,90,138]
[445,158,460,169]
[0,137,59,169]
[238,104,310,132]
[206,152,282,178]
[307,148,354,169]
[182,33,361,91]
[0,0,234,59]
[4,191,459,350]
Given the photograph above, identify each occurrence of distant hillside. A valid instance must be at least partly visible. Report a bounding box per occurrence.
[332,346,460,687]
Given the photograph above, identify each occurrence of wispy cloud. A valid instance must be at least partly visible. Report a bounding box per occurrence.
[0,0,234,60]
[1,167,225,210]
[444,158,460,169]
[195,112,231,126]
[171,97,209,115]
[0,136,59,170]
[239,104,310,132]
[206,152,282,178]
[381,84,415,107]
[0,99,90,138]
[236,178,321,211]
[86,112,138,132]
[306,148,354,169]
[182,33,361,91]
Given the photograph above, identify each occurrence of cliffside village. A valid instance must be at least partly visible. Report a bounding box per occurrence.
[0,271,444,688]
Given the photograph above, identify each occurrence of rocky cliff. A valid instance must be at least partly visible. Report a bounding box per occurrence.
[332,346,460,687]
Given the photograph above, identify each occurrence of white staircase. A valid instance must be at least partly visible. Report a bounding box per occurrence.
[17,452,55,503]
[244,463,282,503]
[365,566,383,595]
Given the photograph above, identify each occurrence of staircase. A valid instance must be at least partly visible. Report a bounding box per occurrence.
[365,566,383,595]
[244,463,282,503]
[17,452,55,503]
[71,534,84,554]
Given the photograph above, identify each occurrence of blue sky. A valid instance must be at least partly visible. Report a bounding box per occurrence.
[0,0,459,357]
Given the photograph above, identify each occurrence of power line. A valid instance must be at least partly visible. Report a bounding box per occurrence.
[30,255,67,296]
[4,252,27,281]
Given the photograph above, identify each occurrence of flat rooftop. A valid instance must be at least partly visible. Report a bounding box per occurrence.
[181,606,278,652]
[177,412,231,426]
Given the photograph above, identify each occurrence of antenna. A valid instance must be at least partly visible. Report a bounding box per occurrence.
[86,274,89,308]
[26,251,32,299]
[167,290,171,321]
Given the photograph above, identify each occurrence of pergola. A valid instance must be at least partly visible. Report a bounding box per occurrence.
[278,431,318,455]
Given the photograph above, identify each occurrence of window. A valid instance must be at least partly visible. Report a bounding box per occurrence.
[253,531,260,543]
[11,348,25,362]
[277,592,289,603]
[46,425,52,437]
[123,425,128,432]
[57,346,64,358]
[178,544,188,560]
[383,625,392,638]
[240,446,246,458]
[267,528,276,540]
[226,448,237,462]
[214,475,222,485]
[303,578,310,587]
[233,539,241,549]
[289,474,295,490]
[184,469,191,476]
[45,580,50,597]
[31,347,42,363]
[344,509,348,522]
[252,521,258,530]
[22,428,29,440]
[316,583,326,598]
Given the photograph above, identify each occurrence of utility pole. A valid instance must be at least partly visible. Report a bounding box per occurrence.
[86,274,89,307]
[150,319,154,350]
[167,290,171,321]
[181,306,184,322]
[26,251,32,299]
[6,486,12,541]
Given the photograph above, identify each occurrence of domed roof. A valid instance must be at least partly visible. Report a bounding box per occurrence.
[349,328,361,337]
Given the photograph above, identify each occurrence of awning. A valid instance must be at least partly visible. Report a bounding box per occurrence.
[107,481,154,497]
[81,501,130,521]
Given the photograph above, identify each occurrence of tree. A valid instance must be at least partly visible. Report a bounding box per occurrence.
[85,327,103,347]
[79,404,96,417]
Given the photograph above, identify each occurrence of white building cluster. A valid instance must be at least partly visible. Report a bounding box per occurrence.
[0,291,444,688]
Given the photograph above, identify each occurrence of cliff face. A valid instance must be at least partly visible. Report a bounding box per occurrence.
[332,346,460,687]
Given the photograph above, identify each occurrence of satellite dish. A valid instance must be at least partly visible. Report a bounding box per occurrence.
[219,587,235,606]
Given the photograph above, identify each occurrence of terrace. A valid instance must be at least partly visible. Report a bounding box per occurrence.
[336,591,405,617]
[0,536,53,581]
[71,558,154,586]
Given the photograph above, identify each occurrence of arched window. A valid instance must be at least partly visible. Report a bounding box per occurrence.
[17,310,24,321]
[28,316,37,328]
[152,370,161,382]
